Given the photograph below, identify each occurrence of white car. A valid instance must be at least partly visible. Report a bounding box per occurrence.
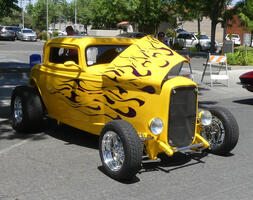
[175,32,218,51]
[17,29,37,41]
[225,34,241,46]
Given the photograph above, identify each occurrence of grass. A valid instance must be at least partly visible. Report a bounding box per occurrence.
[227,46,253,66]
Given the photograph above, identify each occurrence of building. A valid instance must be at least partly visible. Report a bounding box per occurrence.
[226,15,251,44]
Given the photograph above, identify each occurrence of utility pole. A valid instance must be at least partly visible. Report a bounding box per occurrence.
[21,0,25,28]
[47,0,49,40]
[75,0,77,31]
[222,0,228,55]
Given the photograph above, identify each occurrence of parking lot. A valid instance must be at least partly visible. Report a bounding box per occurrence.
[1,40,253,200]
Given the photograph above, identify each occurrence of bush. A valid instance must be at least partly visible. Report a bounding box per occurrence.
[38,31,51,41]
[171,42,183,50]
[227,46,253,65]
[52,31,59,37]
[166,28,176,38]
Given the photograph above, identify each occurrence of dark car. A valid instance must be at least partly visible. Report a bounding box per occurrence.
[0,26,16,41]
[175,28,188,33]
[239,71,253,92]
[9,26,21,39]
[117,32,147,39]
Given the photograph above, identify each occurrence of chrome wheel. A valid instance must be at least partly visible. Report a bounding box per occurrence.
[13,96,23,124]
[101,131,124,172]
[202,116,225,149]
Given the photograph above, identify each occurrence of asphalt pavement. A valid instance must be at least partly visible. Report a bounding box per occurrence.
[1,41,253,200]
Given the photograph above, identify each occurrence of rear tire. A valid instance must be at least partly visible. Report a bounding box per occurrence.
[99,120,142,180]
[11,85,44,133]
[201,106,239,155]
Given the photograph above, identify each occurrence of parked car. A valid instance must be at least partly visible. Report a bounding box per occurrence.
[239,71,253,92]
[48,28,67,36]
[0,26,16,41]
[17,28,37,41]
[117,32,147,38]
[175,32,218,51]
[8,26,21,39]
[175,28,188,33]
[11,36,239,180]
[225,34,241,46]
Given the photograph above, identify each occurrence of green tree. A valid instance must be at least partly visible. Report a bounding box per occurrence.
[203,0,234,52]
[77,0,92,32]
[89,0,136,29]
[0,9,21,26]
[235,0,253,46]
[182,0,232,52]
[0,0,19,21]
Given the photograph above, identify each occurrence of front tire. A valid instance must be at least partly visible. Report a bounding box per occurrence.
[99,120,142,180]
[11,85,44,133]
[201,106,239,155]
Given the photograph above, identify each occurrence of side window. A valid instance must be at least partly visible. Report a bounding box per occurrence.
[86,45,128,66]
[49,47,78,64]
[185,34,192,40]
[177,34,183,39]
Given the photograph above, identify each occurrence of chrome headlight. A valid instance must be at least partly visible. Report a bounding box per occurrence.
[199,110,212,126]
[150,118,164,135]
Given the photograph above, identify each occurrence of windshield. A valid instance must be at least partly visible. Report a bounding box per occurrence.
[164,61,193,80]
[199,35,209,39]
[23,30,33,33]
[86,45,129,66]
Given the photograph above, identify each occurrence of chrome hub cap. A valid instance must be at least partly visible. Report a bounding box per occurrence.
[101,131,124,171]
[13,96,23,124]
[202,116,225,149]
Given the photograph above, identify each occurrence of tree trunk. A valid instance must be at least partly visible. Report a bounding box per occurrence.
[210,19,217,53]
[198,18,201,35]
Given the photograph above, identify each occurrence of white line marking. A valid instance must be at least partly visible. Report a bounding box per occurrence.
[0,139,29,155]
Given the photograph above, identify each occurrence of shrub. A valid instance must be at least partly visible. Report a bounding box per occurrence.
[38,31,51,41]
[227,46,253,65]
[189,46,198,52]
[166,28,176,38]
[52,31,59,37]
[171,42,183,50]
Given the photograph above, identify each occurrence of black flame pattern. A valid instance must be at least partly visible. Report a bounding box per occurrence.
[50,36,181,121]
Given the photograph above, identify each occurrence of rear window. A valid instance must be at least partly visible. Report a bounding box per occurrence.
[23,30,33,33]
[199,35,209,39]
[232,35,239,39]
[49,47,78,64]
[86,45,128,66]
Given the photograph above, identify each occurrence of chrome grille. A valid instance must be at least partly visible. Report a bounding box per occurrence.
[168,86,197,148]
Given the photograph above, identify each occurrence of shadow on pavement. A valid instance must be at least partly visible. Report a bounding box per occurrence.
[140,151,207,174]
[0,62,30,71]
[233,98,253,105]
[45,120,99,150]
[198,100,218,108]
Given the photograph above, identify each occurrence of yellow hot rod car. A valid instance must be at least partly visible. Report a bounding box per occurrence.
[11,36,239,180]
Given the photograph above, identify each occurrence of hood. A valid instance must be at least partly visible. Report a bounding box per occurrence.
[23,33,36,36]
[240,71,253,85]
[103,36,187,94]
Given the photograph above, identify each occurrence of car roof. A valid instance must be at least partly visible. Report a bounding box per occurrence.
[178,31,191,35]
[117,32,147,38]
[47,36,139,46]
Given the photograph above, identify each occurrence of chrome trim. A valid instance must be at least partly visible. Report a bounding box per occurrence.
[13,96,23,124]
[101,131,124,172]
[173,143,204,152]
